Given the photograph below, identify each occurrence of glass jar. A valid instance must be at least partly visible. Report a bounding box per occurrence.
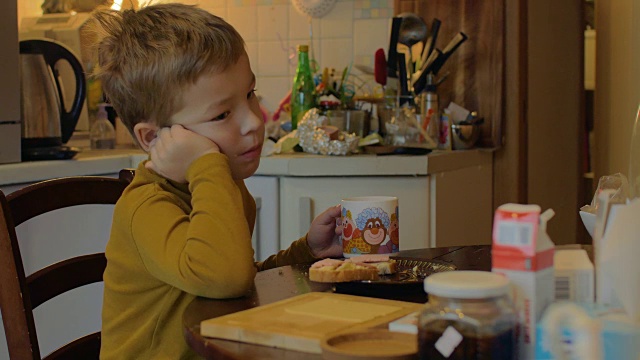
[418,271,517,360]
[379,95,420,146]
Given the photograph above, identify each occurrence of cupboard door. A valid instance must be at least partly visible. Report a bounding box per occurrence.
[245,175,279,261]
[430,164,493,247]
[278,176,430,251]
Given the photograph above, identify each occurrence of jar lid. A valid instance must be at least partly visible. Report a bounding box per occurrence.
[424,271,510,299]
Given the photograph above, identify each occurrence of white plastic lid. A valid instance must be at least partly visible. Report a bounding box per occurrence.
[424,271,510,299]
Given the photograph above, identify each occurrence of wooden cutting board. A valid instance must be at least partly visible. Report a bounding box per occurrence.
[200,292,422,354]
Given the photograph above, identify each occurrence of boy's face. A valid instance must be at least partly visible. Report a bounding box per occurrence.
[171,52,264,180]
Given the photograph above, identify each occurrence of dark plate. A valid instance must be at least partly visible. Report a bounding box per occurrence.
[22,146,81,161]
[333,259,456,303]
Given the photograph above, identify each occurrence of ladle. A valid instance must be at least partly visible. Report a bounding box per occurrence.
[397,13,428,47]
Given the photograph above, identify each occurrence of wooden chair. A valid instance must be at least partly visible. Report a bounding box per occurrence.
[0,169,134,360]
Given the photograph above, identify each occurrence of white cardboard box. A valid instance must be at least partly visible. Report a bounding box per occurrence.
[554,249,594,303]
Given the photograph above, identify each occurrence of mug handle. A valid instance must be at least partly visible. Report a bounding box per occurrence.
[541,302,602,360]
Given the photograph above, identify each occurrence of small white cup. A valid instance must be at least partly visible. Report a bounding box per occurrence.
[341,196,399,258]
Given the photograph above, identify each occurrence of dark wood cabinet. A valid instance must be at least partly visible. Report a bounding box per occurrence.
[396,0,504,149]
[395,0,587,244]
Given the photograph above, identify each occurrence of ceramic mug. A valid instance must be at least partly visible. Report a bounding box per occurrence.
[341,196,399,258]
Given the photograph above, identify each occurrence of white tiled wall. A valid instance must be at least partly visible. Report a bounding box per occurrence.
[214,0,394,114]
[17,0,394,117]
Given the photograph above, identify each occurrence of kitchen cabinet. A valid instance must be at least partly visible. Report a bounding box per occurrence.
[276,159,492,250]
[254,150,493,250]
[244,175,279,261]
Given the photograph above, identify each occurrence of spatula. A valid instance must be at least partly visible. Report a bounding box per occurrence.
[374,48,387,87]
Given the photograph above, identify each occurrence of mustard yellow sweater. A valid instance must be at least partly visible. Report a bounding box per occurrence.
[100,153,318,359]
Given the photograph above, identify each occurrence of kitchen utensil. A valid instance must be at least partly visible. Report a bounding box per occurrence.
[291,0,337,18]
[374,48,387,86]
[410,49,439,87]
[451,122,481,150]
[412,49,442,94]
[20,39,85,160]
[431,32,468,75]
[386,17,403,79]
[422,18,441,62]
[411,41,424,67]
[396,53,410,106]
[396,43,412,76]
[397,13,428,48]
[200,292,422,354]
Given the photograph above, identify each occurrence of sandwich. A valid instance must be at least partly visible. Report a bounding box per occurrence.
[309,255,397,283]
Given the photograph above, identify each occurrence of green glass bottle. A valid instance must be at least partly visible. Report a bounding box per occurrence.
[290,45,316,130]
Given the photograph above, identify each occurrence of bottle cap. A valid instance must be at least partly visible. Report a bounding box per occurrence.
[298,44,309,52]
[97,103,109,120]
[425,270,510,299]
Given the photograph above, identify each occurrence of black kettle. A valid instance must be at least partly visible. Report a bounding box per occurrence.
[19,39,85,160]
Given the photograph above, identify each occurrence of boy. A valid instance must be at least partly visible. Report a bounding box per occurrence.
[90,4,342,359]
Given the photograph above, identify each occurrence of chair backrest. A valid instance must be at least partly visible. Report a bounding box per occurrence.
[0,169,134,360]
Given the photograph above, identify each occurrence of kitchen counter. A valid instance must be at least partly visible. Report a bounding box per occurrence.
[0,148,492,187]
[0,148,147,187]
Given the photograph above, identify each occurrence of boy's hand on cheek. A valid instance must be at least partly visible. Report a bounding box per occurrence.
[146,125,219,183]
[307,205,343,259]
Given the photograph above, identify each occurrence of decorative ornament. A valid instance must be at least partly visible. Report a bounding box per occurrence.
[291,0,337,19]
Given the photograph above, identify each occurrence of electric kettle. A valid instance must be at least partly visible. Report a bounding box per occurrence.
[19,39,85,160]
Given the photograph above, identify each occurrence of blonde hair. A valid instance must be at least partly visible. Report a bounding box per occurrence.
[89,3,245,131]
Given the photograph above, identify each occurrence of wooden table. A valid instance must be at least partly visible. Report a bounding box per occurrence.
[183,245,493,359]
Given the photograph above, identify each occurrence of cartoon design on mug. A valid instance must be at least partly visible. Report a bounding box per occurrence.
[342,208,369,254]
[362,218,388,254]
[380,212,399,253]
[343,205,401,255]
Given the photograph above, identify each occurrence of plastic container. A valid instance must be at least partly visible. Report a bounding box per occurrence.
[418,271,517,360]
[90,103,116,149]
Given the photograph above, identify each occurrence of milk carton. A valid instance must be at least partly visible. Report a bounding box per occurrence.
[492,204,556,359]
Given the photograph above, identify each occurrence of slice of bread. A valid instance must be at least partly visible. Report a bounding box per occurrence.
[308,257,397,283]
[348,254,397,275]
[371,260,397,275]
[309,261,379,283]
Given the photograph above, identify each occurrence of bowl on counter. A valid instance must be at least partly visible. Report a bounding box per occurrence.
[451,123,481,150]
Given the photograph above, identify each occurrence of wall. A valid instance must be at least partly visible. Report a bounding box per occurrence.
[17,0,395,116]
[594,0,640,179]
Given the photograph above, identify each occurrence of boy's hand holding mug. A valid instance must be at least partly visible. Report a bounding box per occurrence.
[146,125,220,183]
[306,205,343,259]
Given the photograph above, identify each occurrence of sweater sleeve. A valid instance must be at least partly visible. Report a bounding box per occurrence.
[131,153,257,299]
[256,235,319,271]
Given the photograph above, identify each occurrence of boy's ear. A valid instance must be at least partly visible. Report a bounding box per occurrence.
[133,122,159,152]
